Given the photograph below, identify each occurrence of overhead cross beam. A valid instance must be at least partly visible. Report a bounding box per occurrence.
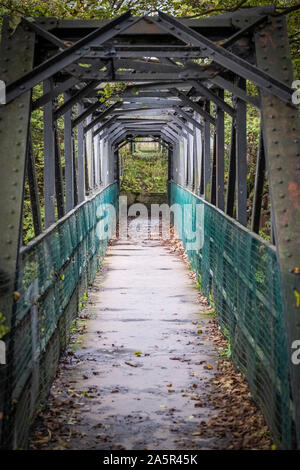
[171,88,216,125]
[5,11,139,103]
[155,11,294,104]
[84,102,121,133]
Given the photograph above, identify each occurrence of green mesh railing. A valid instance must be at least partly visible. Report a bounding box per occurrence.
[169,181,295,449]
[2,182,118,449]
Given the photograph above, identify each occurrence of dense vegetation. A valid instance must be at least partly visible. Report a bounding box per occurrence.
[120,145,168,196]
[0,0,299,243]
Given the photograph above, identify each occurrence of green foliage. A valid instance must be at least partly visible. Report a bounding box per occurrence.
[120,148,168,194]
[0,312,10,339]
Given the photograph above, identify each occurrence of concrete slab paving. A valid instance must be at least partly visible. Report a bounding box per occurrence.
[32,219,228,450]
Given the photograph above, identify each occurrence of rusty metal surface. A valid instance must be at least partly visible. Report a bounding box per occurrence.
[0,19,35,448]
[255,16,300,448]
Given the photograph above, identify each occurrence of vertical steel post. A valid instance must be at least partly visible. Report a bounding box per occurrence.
[77,103,85,203]
[251,127,266,234]
[43,78,56,227]
[216,89,225,210]
[203,100,211,200]
[85,115,94,192]
[64,92,74,212]
[226,120,236,217]
[211,133,217,206]
[194,112,202,195]
[0,19,35,449]
[255,17,300,447]
[27,134,42,236]
[54,125,65,218]
[235,77,247,226]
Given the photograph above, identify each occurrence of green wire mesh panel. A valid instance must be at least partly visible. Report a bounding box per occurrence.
[1,183,118,449]
[169,182,295,449]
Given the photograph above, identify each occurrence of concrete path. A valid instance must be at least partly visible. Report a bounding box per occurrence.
[33,220,226,450]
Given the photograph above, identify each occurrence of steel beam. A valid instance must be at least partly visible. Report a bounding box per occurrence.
[72,100,103,128]
[64,92,74,212]
[210,75,260,109]
[54,80,103,120]
[43,78,56,228]
[172,89,216,126]
[174,107,203,132]
[54,125,65,218]
[216,89,225,210]
[190,81,235,117]
[203,101,211,200]
[255,17,300,447]
[32,76,80,110]
[156,11,293,104]
[5,11,138,103]
[251,127,265,234]
[0,19,35,450]
[27,134,42,236]
[77,103,85,202]
[84,102,121,133]
[226,120,236,217]
[235,78,247,226]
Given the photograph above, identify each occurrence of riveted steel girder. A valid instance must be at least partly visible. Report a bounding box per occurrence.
[0,18,35,449]
[255,16,300,448]
[155,11,293,103]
